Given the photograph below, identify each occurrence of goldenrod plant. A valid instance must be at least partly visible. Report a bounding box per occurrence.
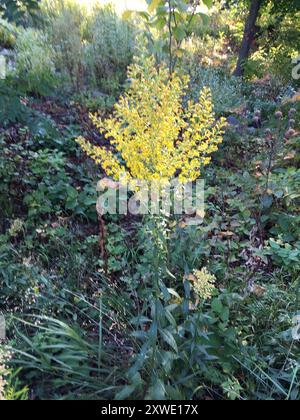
[190,267,216,301]
[77,58,226,185]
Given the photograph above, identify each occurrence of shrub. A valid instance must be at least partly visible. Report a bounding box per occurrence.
[14,28,56,96]
[244,45,299,87]
[77,58,226,184]
[0,19,16,48]
[42,0,86,92]
[0,79,31,126]
[41,1,134,95]
[85,4,134,96]
[0,0,40,24]
[187,65,245,116]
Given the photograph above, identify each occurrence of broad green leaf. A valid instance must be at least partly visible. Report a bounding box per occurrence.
[173,26,186,42]
[198,12,210,26]
[212,298,223,315]
[203,0,213,8]
[152,17,167,31]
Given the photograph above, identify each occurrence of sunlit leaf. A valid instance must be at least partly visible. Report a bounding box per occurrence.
[148,0,162,13]
[203,0,213,8]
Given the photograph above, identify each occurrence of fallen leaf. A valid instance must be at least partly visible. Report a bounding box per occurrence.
[219,231,235,238]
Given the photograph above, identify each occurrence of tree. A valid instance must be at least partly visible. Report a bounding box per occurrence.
[124,0,212,74]
[233,0,263,77]
[233,0,300,77]
[0,0,40,24]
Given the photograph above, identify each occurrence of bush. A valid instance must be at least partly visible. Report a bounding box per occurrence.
[0,19,16,48]
[85,4,134,96]
[187,65,245,116]
[244,45,300,87]
[14,28,56,96]
[0,79,31,126]
[41,1,134,96]
[42,0,86,92]
[77,57,226,183]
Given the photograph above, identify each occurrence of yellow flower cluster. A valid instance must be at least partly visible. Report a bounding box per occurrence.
[190,268,216,301]
[77,58,226,184]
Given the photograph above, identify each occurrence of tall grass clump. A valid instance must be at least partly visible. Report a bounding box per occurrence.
[14,27,56,96]
[85,4,135,96]
[41,0,86,92]
[40,0,135,95]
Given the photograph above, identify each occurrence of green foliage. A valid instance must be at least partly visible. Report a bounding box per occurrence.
[125,0,212,72]
[10,313,124,400]
[0,0,40,24]
[41,1,135,96]
[244,45,299,86]
[187,65,245,116]
[14,27,56,96]
[240,0,300,86]
[0,18,16,47]
[265,238,300,269]
[0,79,31,126]
[85,5,134,96]
[0,347,28,401]
[41,0,86,92]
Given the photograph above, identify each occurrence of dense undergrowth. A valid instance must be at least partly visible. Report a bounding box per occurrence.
[0,0,300,401]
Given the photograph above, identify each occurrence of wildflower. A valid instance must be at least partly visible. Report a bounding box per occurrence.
[264,128,272,136]
[275,111,283,120]
[76,58,226,185]
[289,108,297,118]
[285,128,296,140]
[8,219,23,237]
[190,268,216,301]
[252,116,261,128]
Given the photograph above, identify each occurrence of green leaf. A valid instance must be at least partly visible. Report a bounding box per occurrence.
[138,11,151,21]
[212,298,223,315]
[173,26,186,42]
[147,379,166,400]
[203,0,213,8]
[261,194,273,210]
[152,17,167,31]
[148,0,162,13]
[198,13,210,26]
[159,328,178,353]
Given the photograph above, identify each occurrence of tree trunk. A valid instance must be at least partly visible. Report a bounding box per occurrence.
[233,0,263,77]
